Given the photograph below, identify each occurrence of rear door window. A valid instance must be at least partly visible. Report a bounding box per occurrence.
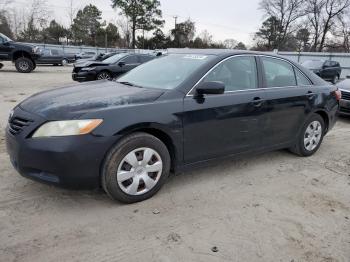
[122,55,139,64]
[261,57,297,88]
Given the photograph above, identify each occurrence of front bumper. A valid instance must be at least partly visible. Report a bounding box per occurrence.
[72,71,97,82]
[5,107,119,189]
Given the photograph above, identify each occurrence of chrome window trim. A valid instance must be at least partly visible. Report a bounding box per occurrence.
[186,54,313,97]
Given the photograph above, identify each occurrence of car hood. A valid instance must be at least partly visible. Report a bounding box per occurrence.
[19,81,165,119]
[8,41,34,52]
[74,61,109,68]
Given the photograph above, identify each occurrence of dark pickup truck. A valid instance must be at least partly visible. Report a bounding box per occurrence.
[0,33,41,73]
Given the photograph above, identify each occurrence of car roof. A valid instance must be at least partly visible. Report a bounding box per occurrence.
[167,48,293,61]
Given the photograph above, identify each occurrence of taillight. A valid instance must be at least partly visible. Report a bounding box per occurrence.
[334,88,342,101]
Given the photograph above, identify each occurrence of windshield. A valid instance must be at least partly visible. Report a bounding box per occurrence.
[117,54,214,90]
[0,33,12,42]
[103,53,128,64]
[302,60,324,68]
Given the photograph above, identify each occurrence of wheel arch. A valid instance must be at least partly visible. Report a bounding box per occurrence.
[116,123,178,172]
[12,51,34,62]
[313,110,330,133]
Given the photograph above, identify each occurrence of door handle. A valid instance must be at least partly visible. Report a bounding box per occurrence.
[307,91,316,100]
[252,97,264,107]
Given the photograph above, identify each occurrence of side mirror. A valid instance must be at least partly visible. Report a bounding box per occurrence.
[196,81,225,96]
[118,61,126,67]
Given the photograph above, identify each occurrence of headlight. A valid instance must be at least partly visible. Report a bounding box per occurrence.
[32,119,103,138]
[81,67,96,71]
[32,46,41,54]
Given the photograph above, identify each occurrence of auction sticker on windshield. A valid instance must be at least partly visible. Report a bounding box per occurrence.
[183,55,208,60]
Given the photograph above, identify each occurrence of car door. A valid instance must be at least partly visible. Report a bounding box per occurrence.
[120,55,141,74]
[50,49,62,64]
[183,55,266,163]
[0,37,12,59]
[259,56,314,147]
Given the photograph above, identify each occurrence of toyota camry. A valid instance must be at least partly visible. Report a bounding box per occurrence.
[6,49,340,203]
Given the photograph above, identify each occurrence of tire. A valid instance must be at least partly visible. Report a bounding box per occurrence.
[331,74,339,84]
[102,132,171,203]
[61,59,68,66]
[15,57,34,73]
[0,62,3,69]
[290,114,325,157]
[96,71,111,80]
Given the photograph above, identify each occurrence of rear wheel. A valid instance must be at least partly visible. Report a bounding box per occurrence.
[331,74,339,84]
[15,57,34,73]
[290,114,325,157]
[97,71,111,80]
[61,59,68,66]
[102,132,171,203]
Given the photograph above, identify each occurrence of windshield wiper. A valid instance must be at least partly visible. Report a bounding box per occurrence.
[117,81,143,88]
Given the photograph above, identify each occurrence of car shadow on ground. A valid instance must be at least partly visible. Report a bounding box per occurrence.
[8,149,293,209]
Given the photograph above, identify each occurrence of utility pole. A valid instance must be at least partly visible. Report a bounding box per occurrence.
[173,16,178,47]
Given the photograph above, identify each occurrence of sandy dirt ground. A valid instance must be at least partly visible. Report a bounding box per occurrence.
[0,61,349,262]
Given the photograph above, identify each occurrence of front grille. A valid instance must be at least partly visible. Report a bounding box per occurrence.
[8,116,33,136]
[341,91,350,101]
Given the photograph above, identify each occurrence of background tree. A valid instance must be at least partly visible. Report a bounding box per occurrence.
[259,0,305,49]
[296,28,310,51]
[171,19,196,47]
[0,11,13,38]
[71,4,102,46]
[41,20,67,44]
[223,39,238,49]
[254,16,283,50]
[111,0,164,48]
[235,42,247,50]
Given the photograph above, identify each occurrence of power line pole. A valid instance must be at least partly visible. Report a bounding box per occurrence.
[173,16,178,47]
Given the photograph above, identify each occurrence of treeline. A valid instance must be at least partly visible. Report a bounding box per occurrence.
[1,0,350,52]
[253,0,350,52]
[0,0,247,50]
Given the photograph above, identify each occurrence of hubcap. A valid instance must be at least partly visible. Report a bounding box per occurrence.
[117,147,163,196]
[304,121,322,151]
[19,61,29,71]
[97,72,110,80]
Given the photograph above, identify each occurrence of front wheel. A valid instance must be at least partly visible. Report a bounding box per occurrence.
[290,114,325,157]
[15,57,34,73]
[102,133,171,203]
[96,71,111,80]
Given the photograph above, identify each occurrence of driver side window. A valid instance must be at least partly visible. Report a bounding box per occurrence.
[202,56,258,92]
[0,37,4,44]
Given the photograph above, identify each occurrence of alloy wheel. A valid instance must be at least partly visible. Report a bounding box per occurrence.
[117,147,163,196]
[304,121,322,151]
[97,72,111,80]
[18,61,29,71]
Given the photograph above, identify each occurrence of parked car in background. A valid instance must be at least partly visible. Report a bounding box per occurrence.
[72,53,155,82]
[75,51,97,60]
[0,33,41,73]
[75,52,119,64]
[302,60,342,84]
[6,50,340,203]
[36,49,76,66]
[336,79,350,116]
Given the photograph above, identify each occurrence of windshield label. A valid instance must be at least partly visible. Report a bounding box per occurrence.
[183,55,208,60]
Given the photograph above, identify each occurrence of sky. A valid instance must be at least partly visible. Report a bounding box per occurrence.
[10,0,264,45]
